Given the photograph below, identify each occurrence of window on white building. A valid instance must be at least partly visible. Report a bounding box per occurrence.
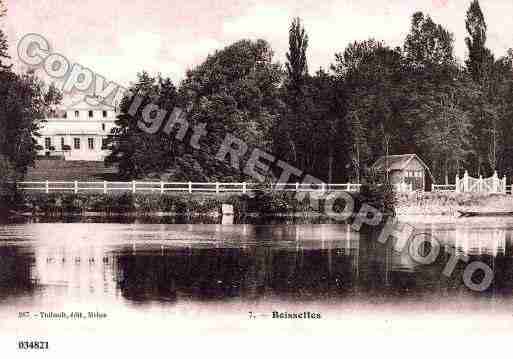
[74,138,80,149]
[89,110,93,118]
[102,110,107,118]
[102,123,106,131]
[45,137,51,149]
[74,111,79,118]
[61,137,65,149]
[88,138,94,150]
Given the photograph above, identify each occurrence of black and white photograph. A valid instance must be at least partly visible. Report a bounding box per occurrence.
[1,0,513,357]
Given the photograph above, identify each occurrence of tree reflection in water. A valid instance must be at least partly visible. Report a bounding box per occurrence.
[0,246,38,300]
[113,224,513,304]
[1,222,513,307]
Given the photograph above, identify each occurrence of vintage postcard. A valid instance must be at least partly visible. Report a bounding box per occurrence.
[1,0,512,357]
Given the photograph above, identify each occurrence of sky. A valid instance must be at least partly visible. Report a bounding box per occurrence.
[3,0,513,88]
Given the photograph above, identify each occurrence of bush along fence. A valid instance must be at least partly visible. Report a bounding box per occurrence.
[11,184,396,220]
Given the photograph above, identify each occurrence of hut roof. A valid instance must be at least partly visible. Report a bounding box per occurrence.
[372,154,434,179]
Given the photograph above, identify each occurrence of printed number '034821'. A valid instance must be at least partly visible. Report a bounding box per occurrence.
[18,341,49,350]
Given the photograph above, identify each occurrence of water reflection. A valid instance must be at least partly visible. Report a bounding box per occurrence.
[1,221,513,309]
[0,246,37,300]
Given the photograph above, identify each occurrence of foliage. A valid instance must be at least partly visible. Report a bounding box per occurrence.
[20,192,223,215]
[105,73,180,179]
[5,1,513,207]
[104,5,513,188]
[179,39,283,181]
[275,19,350,182]
[0,6,62,207]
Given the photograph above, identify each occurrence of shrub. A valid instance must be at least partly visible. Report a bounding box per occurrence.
[250,190,293,214]
[357,183,396,216]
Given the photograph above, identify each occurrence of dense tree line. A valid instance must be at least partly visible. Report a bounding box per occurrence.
[108,40,283,181]
[110,0,513,185]
[1,0,510,188]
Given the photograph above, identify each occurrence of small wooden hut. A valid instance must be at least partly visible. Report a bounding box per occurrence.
[371,154,434,191]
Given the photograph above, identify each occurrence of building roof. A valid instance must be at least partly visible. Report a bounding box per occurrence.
[372,154,434,179]
[64,96,116,111]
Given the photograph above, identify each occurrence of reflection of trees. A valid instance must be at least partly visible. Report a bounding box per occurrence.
[490,232,513,295]
[116,253,178,303]
[445,226,513,295]
[0,246,37,299]
[381,226,513,296]
[116,248,250,302]
[115,245,361,303]
[114,225,513,304]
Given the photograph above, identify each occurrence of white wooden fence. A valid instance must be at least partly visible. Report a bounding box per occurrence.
[455,171,506,194]
[432,171,508,194]
[17,181,364,194]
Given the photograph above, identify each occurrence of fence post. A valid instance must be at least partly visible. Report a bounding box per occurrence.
[295,182,299,192]
[188,181,192,194]
[242,182,247,194]
[74,180,78,194]
[215,182,219,194]
[493,171,498,193]
[160,181,164,194]
[479,175,483,193]
[132,180,136,194]
[45,180,49,194]
[455,173,459,193]
[321,183,325,193]
[464,170,469,192]
[103,180,107,194]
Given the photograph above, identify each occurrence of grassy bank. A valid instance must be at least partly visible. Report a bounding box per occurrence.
[8,184,395,220]
[396,192,513,216]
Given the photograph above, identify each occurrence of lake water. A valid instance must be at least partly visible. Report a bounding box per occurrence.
[1,217,513,354]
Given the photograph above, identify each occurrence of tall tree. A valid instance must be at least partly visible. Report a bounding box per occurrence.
[0,5,61,207]
[401,12,474,182]
[404,12,455,70]
[286,17,309,89]
[414,80,474,184]
[491,49,513,176]
[106,72,181,179]
[306,69,349,182]
[179,39,283,181]
[333,39,404,175]
[277,17,310,168]
[465,0,494,85]
[464,0,499,176]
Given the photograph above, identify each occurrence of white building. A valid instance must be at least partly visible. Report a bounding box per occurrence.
[36,101,118,161]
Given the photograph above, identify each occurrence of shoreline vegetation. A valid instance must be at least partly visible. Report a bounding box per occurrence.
[4,188,513,223]
[2,184,395,222]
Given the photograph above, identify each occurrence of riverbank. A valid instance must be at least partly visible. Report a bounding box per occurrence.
[4,185,394,221]
[5,190,512,222]
[395,192,513,216]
